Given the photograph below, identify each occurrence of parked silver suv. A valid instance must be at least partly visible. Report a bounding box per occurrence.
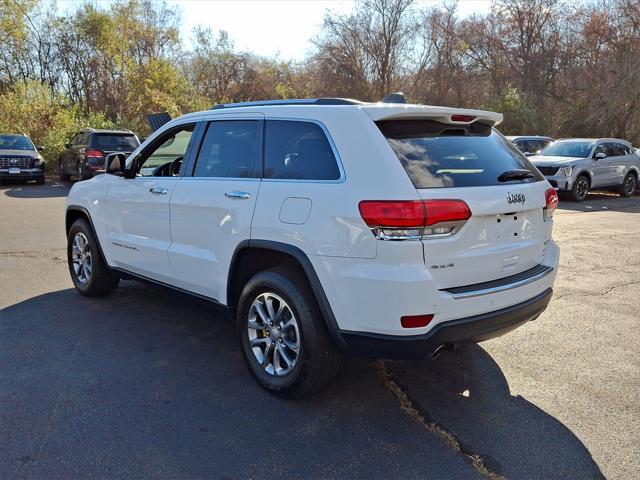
[530,138,639,201]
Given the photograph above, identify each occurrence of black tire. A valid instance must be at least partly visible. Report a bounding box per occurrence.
[59,160,70,181]
[67,218,119,296]
[35,177,45,185]
[237,268,342,397]
[570,174,590,202]
[619,172,637,198]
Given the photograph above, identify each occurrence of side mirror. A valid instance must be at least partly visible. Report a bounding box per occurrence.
[64,142,71,149]
[594,152,606,160]
[37,145,45,152]
[524,152,535,157]
[106,153,126,175]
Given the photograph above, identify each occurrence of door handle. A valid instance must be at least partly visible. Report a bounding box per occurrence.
[225,191,251,200]
[149,187,168,195]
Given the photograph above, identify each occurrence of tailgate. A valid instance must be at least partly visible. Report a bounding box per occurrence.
[417,182,552,289]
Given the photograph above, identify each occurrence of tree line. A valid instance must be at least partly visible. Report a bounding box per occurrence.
[1,0,638,165]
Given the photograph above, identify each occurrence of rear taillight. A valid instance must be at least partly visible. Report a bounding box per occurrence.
[358,199,471,240]
[544,188,558,221]
[84,149,105,165]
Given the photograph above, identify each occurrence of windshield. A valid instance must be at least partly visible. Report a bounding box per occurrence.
[0,134,34,151]
[540,141,593,158]
[376,120,543,188]
[91,134,139,151]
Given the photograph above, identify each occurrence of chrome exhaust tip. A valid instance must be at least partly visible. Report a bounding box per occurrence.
[431,342,455,359]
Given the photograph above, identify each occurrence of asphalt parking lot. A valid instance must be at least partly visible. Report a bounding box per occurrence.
[1,180,638,479]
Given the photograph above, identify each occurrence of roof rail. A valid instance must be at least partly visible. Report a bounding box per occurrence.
[210,98,363,110]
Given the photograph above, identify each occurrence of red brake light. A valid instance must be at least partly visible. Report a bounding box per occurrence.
[359,199,471,239]
[544,188,558,220]
[401,314,434,328]
[358,200,426,228]
[84,149,104,158]
[451,114,476,123]
[424,200,471,226]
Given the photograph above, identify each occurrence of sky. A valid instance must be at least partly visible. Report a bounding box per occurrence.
[57,0,493,61]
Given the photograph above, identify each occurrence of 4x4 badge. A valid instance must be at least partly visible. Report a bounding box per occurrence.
[506,192,525,204]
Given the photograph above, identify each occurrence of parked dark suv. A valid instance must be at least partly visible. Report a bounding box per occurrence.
[59,129,139,181]
[0,133,46,185]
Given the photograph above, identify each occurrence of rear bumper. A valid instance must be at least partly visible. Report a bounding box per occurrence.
[338,288,553,359]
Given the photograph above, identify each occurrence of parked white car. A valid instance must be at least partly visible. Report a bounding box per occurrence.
[65,98,559,396]
[530,138,639,201]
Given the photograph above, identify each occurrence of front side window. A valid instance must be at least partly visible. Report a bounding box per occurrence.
[74,133,89,146]
[136,124,195,177]
[192,121,259,178]
[264,120,340,180]
[377,120,543,188]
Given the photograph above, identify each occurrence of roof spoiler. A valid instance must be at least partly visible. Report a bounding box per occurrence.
[147,112,172,132]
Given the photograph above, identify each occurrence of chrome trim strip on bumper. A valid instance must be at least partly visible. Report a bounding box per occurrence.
[441,264,554,300]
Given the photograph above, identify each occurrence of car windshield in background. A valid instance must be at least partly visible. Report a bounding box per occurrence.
[92,134,139,151]
[376,120,543,188]
[540,141,592,158]
[0,135,34,151]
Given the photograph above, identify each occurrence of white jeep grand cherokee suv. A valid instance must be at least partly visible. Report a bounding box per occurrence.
[65,98,559,396]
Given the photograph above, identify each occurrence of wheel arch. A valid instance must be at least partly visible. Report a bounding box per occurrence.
[65,206,109,262]
[227,240,346,349]
[575,170,592,186]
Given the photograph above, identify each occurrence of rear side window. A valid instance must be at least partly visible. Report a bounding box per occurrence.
[377,120,543,188]
[193,120,260,178]
[264,120,340,180]
[91,134,139,151]
[610,143,628,156]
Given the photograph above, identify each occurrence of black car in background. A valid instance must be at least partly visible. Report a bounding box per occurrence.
[0,133,46,185]
[59,129,140,181]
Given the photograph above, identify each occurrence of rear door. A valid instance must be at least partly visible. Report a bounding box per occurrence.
[376,119,552,289]
[609,142,631,184]
[62,132,86,173]
[168,115,263,300]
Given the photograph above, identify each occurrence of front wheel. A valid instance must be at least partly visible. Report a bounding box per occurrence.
[619,173,637,197]
[237,269,342,397]
[570,174,590,202]
[67,219,119,296]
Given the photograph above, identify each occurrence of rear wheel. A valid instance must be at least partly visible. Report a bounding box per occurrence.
[570,174,590,202]
[619,172,637,197]
[67,218,119,296]
[237,268,342,397]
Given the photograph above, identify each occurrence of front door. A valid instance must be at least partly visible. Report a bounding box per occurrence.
[168,116,263,301]
[104,123,197,283]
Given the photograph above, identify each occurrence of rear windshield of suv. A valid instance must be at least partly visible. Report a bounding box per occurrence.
[91,134,139,151]
[376,120,544,188]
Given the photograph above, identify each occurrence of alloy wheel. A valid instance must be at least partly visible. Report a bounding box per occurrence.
[71,232,92,284]
[247,292,300,377]
[576,177,589,200]
[624,176,636,195]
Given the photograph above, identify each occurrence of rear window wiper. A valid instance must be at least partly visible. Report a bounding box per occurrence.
[497,169,535,182]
